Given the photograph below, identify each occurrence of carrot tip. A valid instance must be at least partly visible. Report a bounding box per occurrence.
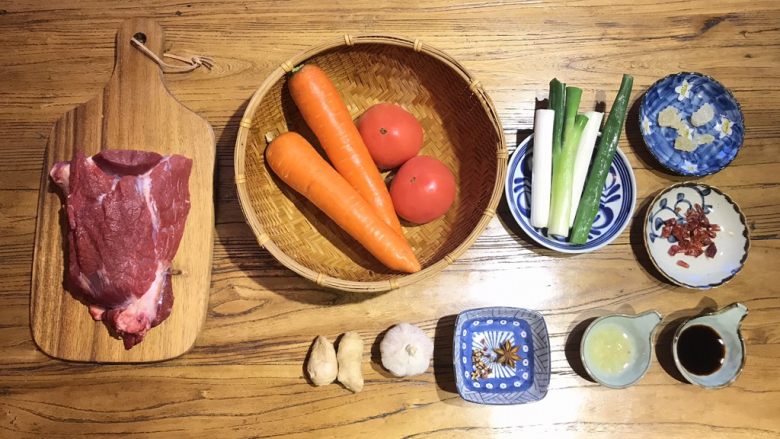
[404,261,422,273]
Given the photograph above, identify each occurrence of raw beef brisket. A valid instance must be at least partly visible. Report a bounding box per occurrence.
[50,150,192,349]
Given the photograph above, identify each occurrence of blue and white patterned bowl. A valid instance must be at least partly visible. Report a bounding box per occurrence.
[639,72,744,176]
[453,307,550,405]
[505,134,636,253]
[644,182,750,289]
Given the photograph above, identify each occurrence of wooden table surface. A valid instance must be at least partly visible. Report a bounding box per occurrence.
[2,1,779,437]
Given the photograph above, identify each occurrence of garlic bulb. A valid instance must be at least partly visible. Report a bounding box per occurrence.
[380,323,434,377]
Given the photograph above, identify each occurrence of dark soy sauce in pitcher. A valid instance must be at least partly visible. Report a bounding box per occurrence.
[677,325,726,375]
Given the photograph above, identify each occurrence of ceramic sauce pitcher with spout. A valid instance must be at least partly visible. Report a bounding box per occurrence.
[673,303,748,388]
[581,310,663,388]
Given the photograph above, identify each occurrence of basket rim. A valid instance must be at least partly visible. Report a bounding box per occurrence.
[233,34,508,293]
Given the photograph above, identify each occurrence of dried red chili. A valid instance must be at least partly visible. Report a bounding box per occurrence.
[661,204,719,261]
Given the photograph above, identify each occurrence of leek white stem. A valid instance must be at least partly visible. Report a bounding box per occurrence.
[531,109,555,228]
[569,111,604,227]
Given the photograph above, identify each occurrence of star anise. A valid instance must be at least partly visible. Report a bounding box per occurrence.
[493,340,521,368]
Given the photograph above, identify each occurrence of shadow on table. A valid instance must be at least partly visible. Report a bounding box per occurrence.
[565,317,598,383]
[433,314,458,402]
[369,326,397,379]
[629,195,673,285]
[301,335,317,386]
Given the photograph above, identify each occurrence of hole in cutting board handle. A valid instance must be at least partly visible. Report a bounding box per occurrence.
[133,32,147,44]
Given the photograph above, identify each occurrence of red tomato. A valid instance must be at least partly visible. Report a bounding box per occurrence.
[357,103,423,169]
[390,156,456,224]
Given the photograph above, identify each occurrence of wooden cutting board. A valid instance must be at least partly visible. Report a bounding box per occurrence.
[30,18,215,362]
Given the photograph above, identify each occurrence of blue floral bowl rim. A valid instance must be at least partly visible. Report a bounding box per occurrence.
[452,306,551,405]
[639,71,745,177]
[504,135,637,254]
[642,182,751,289]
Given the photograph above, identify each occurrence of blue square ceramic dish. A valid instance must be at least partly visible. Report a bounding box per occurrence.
[639,72,744,177]
[453,307,550,404]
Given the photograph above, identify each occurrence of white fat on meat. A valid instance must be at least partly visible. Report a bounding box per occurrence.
[89,305,105,321]
[50,162,71,193]
[136,166,160,236]
[113,262,167,337]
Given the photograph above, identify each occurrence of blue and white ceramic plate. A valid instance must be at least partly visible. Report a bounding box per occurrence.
[505,134,636,253]
[639,72,744,176]
[644,182,749,289]
[453,307,550,405]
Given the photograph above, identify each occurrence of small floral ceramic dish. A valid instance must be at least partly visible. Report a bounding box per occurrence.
[639,72,744,176]
[644,182,749,289]
[505,134,636,253]
[453,307,550,405]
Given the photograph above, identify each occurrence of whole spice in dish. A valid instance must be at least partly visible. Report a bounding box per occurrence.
[470,347,492,381]
[661,203,720,266]
[493,340,521,369]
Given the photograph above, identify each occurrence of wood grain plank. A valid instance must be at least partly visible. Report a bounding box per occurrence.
[1,0,780,437]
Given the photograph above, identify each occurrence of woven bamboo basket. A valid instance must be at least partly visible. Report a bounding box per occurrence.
[235,35,507,293]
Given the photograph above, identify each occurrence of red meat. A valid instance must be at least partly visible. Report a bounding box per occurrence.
[50,150,192,349]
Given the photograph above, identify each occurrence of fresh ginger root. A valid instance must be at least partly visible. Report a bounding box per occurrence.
[337,331,364,393]
[306,336,338,386]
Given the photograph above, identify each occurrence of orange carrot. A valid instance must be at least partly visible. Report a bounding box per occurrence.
[266,132,421,273]
[288,64,404,235]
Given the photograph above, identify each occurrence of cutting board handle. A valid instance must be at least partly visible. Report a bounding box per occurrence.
[109,19,168,110]
[100,18,199,150]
